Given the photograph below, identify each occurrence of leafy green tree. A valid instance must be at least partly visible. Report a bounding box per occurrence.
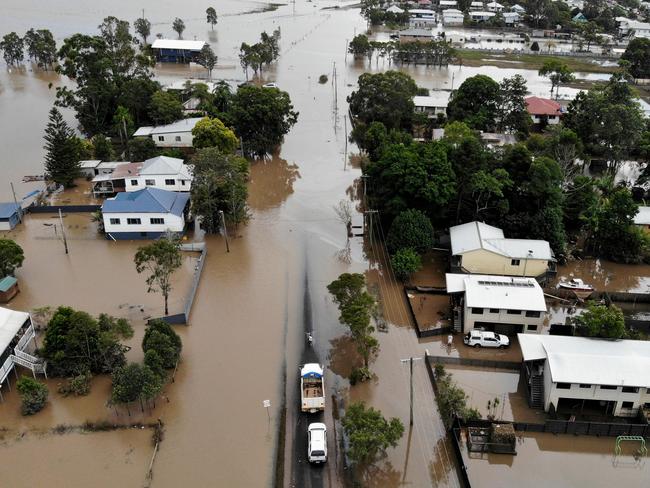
[538,60,574,99]
[206,7,218,30]
[190,148,250,231]
[148,91,183,125]
[0,32,24,66]
[230,85,298,157]
[342,402,404,465]
[192,117,238,152]
[348,34,372,58]
[385,209,434,254]
[469,168,512,220]
[621,38,650,79]
[365,141,456,222]
[43,106,81,187]
[447,75,501,131]
[327,273,378,369]
[497,74,530,134]
[111,362,162,411]
[347,71,418,131]
[128,137,159,161]
[134,236,183,315]
[0,239,24,277]
[23,29,56,69]
[16,376,48,415]
[144,349,166,379]
[563,175,598,231]
[546,127,583,185]
[142,319,182,369]
[92,134,115,161]
[573,302,625,339]
[391,248,422,282]
[576,21,603,51]
[134,17,152,46]
[56,16,156,135]
[172,18,186,39]
[435,366,480,427]
[197,44,217,79]
[41,307,133,376]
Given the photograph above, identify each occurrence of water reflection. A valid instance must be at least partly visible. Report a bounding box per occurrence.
[247,155,300,210]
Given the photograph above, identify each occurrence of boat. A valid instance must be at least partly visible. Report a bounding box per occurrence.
[557,278,594,299]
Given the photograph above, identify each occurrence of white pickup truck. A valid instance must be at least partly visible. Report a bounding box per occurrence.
[301,363,325,413]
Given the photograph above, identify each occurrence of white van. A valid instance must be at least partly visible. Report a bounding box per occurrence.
[307,423,328,464]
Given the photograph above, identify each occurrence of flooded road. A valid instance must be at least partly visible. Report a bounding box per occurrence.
[0,1,629,487]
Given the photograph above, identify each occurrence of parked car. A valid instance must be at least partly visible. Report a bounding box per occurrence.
[262,82,278,88]
[307,423,328,464]
[463,329,510,348]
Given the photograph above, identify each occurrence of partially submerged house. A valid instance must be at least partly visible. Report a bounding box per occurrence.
[449,221,556,281]
[151,39,207,63]
[399,28,435,43]
[519,334,650,417]
[442,9,465,25]
[446,274,547,334]
[133,117,203,148]
[0,203,21,231]
[525,96,562,126]
[101,187,191,240]
[92,156,192,197]
[0,307,46,395]
[0,277,19,303]
[469,11,496,22]
[79,160,103,178]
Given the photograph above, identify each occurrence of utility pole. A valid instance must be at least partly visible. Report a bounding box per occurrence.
[58,208,68,254]
[361,175,370,207]
[364,209,378,246]
[10,182,21,223]
[400,357,423,426]
[344,115,348,170]
[219,210,230,253]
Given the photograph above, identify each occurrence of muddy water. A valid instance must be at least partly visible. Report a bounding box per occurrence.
[554,258,650,293]
[0,1,630,487]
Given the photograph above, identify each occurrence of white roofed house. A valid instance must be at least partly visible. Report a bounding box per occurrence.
[0,307,47,394]
[151,39,208,63]
[449,221,556,282]
[633,206,650,232]
[399,28,435,43]
[413,91,451,117]
[133,117,203,148]
[502,11,521,26]
[519,334,650,417]
[469,1,484,11]
[469,11,496,22]
[442,9,465,25]
[486,1,504,12]
[445,274,547,335]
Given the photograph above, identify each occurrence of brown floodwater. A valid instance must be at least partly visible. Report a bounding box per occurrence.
[554,258,650,293]
[0,1,635,487]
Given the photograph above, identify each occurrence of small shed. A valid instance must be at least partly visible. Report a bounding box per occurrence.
[0,203,21,231]
[0,276,18,303]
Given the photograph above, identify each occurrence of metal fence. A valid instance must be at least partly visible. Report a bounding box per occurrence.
[426,354,521,371]
[514,420,650,437]
[28,205,101,213]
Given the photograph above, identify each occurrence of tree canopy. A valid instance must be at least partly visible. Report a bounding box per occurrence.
[134,236,183,315]
[148,91,184,125]
[621,38,650,79]
[43,106,81,187]
[385,209,434,254]
[192,117,238,152]
[0,32,24,66]
[573,302,625,339]
[447,75,500,131]
[0,239,24,277]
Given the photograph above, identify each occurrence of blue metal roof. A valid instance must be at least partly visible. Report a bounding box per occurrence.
[102,188,189,216]
[0,203,20,219]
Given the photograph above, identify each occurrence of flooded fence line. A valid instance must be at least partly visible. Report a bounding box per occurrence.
[27,204,101,213]
[514,419,650,437]
[426,354,521,371]
[148,242,207,326]
[404,286,452,337]
[544,288,650,304]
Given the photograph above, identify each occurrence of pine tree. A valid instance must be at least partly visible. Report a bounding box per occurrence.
[43,107,81,187]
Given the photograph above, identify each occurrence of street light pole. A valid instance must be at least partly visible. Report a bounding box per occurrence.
[400,357,423,426]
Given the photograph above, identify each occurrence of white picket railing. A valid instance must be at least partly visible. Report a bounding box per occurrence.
[15,324,35,352]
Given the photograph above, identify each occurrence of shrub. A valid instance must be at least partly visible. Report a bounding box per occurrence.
[58,370,92,397]
[390,247,422,282]
[142,320,182,369]
[350,366,372,385]
[318,74,328,84]
[386,209,434,254]
[17,376,49,415]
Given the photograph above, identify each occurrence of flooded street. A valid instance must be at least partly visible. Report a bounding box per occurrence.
[0,1,639,487]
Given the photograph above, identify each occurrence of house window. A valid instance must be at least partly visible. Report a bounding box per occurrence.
[175,136,181,142]
[489,308,499,314]
[579,384,591,389]
[621,401,634,409]
[622,386,639,393]
[181,180,186,186]
[511,259,520,266]
[526,311,541,318]
[472,307,483,315]
[600,385,618,390]
[527,324,538,331]
[556,383,571,390]
[150,218,165,225]
[145,179,155,186]
[109,218,120,225]
[507,310,521,315]
[127,218,141,225]
[131,179,138,186]
[165,179,175,185]
[158,136,165,141]
[548,115,556,120]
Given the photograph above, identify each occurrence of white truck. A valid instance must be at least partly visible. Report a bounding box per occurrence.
[301,363,325,413]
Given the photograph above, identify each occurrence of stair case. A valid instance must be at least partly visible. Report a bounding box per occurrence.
[529,374,544,409]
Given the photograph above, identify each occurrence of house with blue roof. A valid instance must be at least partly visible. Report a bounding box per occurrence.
[101,187,190,240]
[0,203,21,231]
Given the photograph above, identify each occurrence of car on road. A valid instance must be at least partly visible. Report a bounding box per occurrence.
[463,329,510,348]
[307,423,327,464]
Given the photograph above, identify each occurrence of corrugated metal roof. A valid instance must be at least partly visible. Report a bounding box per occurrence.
[413,92,450,108]
[0,202,20,219]
[151,39,207,51]
[102,188,189,216]
[0,306,29,354]
[134,117,202,136]
[0,276,17,292]
[634,206,650,226]
[463,274,547,311]
[525,96,562,116]
[141,156,192,179]
[518,334,650,387]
